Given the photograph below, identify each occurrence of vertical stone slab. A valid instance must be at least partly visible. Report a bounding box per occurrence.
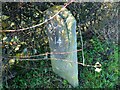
[44,6,78,87]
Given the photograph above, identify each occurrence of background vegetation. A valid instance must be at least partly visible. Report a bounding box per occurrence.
[1,2,119,88]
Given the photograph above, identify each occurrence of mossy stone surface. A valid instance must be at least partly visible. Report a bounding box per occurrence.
[44,5,78,87]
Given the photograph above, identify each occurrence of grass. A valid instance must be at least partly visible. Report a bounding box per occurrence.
[78,36,119,88]
[3,36,119,89]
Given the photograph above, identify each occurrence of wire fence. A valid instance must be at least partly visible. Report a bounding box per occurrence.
[1,1,118,88]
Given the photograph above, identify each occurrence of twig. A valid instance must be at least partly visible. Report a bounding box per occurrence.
[0,0,75,33]
[79,26,85,66]
[8,49,82,58]
[18,57,94,67]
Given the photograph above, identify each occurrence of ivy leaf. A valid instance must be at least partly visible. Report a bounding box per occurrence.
[2,15,9,20]
[3,37,7,41]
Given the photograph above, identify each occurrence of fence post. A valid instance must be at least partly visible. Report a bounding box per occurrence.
[44,5,78,87]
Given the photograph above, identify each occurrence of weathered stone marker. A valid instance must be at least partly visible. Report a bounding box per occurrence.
[44,5,78,87]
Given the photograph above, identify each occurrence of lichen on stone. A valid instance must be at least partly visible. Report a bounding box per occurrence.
[43,5,78,87]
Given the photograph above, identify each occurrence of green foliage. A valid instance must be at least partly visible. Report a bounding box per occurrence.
[3,61,71,88]
[78,37,119,88]
[2,2,119,89]
[2,36,118,88]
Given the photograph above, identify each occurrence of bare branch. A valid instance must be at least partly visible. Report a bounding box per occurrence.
[0,0,75,33]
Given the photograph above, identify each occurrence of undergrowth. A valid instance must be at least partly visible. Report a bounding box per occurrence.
[78,36,119,88]
[3,36,119,89]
